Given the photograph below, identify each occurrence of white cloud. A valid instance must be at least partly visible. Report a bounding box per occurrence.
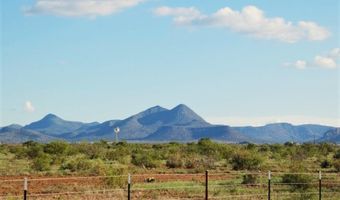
[329,48,340,57]
[289,60,307,70]
[154,7,202,25]
[24,101,35,112]
[24,0,145,18]
[285,48,340,70]
[154,5,330,43]
[298,21,331,41]
[314,55,337,69]
[154,7,201,17]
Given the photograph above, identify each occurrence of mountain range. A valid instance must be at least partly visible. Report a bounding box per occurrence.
[1,104,339,144]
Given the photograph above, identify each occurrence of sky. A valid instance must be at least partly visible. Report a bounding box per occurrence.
[1,0,339,127]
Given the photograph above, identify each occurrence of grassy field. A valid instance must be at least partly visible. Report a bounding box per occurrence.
[0,139,339,199]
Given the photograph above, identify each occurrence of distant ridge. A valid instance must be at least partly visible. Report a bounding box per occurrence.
[24,114,97,136]
[233,123,332,143]
[0,125,58,143]
[1,104,338,144]
[318,128,340,143]
[66,104,210,141]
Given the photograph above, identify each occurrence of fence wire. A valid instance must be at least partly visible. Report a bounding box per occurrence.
[0,172,339,199]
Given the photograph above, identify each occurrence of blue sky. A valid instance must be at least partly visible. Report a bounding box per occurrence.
[1,0,339,126]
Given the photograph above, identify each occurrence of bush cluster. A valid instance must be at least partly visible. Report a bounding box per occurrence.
[0,138,338,175]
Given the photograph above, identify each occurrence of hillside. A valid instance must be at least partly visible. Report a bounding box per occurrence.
[318,128,340,143]
[66,104,212,141]
[0,124,58,143]
[24,114,89,136]
[233,123,333,143]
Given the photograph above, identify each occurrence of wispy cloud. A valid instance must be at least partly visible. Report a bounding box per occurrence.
[284,48,340,69]
[154,5,330,43]
[24,0,145,18]
[24,101,35,112]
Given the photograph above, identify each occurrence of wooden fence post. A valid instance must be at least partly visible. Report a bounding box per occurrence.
[128,173,131,200]
[268,171,271,200]
[319,171,322,200]
[205,170,208,200]
[23,177,27,200]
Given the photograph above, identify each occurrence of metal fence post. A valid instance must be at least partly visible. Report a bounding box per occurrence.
[205,170,208,200]
[24,177,28,200]
[128,173,131,200]
[319,171,322,200]
[268,171,271,200]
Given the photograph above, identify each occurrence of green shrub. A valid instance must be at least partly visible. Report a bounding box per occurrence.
[23,140,39,147]
[44,141,69,155]
[242,174,258,184]
[88,159,109,175]
[230,151,263,170]
[246,143,256,150]
[60,156,92,172]
[166,154,183,168]
[60,156,109,175]
[334,149,340,159]
[333,160,340,172]
[131,153,159,168]
[258,145,270,152]
[105,146,130,164]
[197,138,219,157]
[300,143,318,157]
[9,146,26,159]
[116,141,128,146]
[319,143,335,156]
[32,153,52,171]
[284,142,295,147]
[105,166,128,188]
[320,160,332,168]
[26,144,44,159]
[77,143,105,159]
[183,155,215,171]
[281,174,312,191]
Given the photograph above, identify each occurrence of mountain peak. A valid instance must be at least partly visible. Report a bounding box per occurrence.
[147,105,167,112]
[7,124,23,129]
[0,124,23,132]
[135,105,168,118]
[266,122,293,127]
[173,104,190,110]
[167,104,209,126]
[24,114,84,136]
[171,104,198,115]
[43,113,61,121]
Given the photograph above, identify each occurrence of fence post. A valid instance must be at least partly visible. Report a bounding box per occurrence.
[268,171,271,200]
[23,177,28,200]
[205,170,208,200]
[319,170,322,200]
[128,173,131,200]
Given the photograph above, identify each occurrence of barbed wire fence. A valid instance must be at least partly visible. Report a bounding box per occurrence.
[0,171,339,200]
